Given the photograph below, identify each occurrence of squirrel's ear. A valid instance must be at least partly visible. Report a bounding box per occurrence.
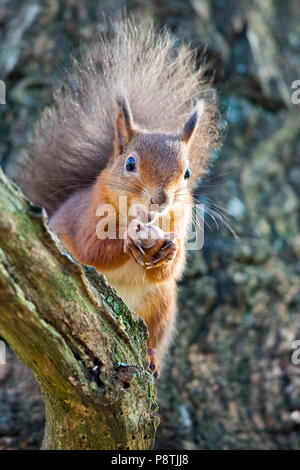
[114,96,135,155]
[181,101,205,145]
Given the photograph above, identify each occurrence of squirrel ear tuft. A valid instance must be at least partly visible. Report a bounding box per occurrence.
[114,95,135,155]
[181,100,205,145]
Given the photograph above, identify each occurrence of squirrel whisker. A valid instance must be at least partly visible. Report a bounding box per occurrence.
[46,184,93,200]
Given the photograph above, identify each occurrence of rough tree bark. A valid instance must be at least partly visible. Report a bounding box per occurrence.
[0,168,159,450]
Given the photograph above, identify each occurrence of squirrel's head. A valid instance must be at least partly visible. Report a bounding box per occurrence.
[102,96,203,218]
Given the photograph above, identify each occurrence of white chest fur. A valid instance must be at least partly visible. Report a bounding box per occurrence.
[99,259,152,312]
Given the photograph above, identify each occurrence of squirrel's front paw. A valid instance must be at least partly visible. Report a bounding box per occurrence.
[145,237,178,270]
[123,219,152,266]
[124,234,147,266]
[124,218,177,268]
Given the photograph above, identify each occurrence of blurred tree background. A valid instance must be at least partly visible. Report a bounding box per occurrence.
[0,0,299,450]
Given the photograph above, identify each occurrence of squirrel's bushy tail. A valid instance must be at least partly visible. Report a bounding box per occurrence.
[15,18,220,214]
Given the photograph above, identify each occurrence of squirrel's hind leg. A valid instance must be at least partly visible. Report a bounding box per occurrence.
[138,282,177,379]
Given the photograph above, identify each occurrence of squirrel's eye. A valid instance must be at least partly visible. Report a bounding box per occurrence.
[125,156,136,172]
[184,168,191,179]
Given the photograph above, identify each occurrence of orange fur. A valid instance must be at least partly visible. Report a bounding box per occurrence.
[16,21,220,375]
[49,122,192,373]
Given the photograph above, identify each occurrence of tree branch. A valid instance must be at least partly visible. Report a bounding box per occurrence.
[0,168,159,450]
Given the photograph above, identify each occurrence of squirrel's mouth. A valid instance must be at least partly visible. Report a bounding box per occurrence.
[128,202,172,225]
[152,204,171,216]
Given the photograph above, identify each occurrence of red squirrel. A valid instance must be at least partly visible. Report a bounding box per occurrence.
[15,20,220,378]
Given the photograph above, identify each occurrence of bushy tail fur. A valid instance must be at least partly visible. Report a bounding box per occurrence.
[15,19,220,214]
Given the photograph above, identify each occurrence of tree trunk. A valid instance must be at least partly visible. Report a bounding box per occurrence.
[0,168,159,450]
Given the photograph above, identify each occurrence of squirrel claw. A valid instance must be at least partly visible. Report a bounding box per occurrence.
[146,348,160,379]
[124,237,145,266]
[145,239,178,269]
[135,241,146,255]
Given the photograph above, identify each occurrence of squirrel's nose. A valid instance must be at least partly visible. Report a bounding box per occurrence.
[150,190,168,208]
